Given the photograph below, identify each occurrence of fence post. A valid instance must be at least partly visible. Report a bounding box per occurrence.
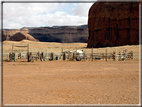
[62,48,63,53]
[115,49,116,61]
[8,53,9,61]
[118,51,121,61]
[63,52,66,60]
[27,44,29,53]
[105,49,107,61]
[84,49,86,61]
[14,53,15,61]
[112,51,115,61]
[68,49,70,59]
[73,52,75,60]
[92,47,93,61]
[131,51,133,59]
[102,53,104,60]
[51,52,54,60]
[12,43,13,53]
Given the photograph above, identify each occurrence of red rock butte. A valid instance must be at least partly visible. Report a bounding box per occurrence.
[87,2,139,48]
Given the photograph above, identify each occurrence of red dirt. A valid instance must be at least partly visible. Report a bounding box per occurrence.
[3,59,139,104]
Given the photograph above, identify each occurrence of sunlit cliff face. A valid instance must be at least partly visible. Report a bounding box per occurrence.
[87,2,139,48]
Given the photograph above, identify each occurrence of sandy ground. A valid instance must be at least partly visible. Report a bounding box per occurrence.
[3,59,139,104]
[2,40,140,104]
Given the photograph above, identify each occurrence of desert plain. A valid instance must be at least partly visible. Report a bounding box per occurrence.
[2,40,140,105]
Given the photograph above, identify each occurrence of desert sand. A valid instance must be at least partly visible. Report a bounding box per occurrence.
[2,40,140,105]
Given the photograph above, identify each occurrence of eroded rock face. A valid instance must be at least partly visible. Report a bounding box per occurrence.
[9,32,39,41]
[2,30,38,42]
[87,2,139,48]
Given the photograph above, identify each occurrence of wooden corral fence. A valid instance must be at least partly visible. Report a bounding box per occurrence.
[115,50,133,61]
[5,45,134,62]
[8,52,28,61]
[8,44,30,62]
[90,48,115,61]
[30,52,62,62]
[61,48,87,61]
[89,48,133,61]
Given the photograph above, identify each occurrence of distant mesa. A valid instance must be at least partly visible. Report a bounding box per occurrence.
[28,25,88,43]
[2,25,89,43]
[87,2,139,48]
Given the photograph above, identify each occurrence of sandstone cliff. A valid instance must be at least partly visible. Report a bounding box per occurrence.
[87,2,139,48]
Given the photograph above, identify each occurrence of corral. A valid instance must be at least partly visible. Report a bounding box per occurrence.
[3,43,135,62]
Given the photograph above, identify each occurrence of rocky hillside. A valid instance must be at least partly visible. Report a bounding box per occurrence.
[87,2,139,48]
[2,29,30,41]
[2,25,88,43]
[9,32,39,41]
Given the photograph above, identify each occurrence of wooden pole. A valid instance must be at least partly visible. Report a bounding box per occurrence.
[28,44,29,53]
[8,53,9,61]
[27,44,29,62]
[84,49,86,61]
[105,49,107,61]
[92,47,93,61]
[51,52,54,60]
[131,51,133,59]
[113,51,115,61]
[63,52,66,60]
[62,48,63,53]
[68,49,70,59]
[14,53,15,61]
[102,53,104,60]
[114,49,117,59]
[124,49,126,60]
[118,51,121,61]
[12,43,13,53]
[73,52,75,60]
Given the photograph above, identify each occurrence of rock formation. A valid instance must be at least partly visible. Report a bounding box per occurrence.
[2,30,38,42]
[3,25,88,43]
[9,32,39,41]
[87,2,139,48]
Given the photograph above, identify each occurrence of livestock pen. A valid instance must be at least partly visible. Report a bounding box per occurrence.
[2,43,139,62]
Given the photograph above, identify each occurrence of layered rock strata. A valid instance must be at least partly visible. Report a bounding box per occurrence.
[87,2,139,48]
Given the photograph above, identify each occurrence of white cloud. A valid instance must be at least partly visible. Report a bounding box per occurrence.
[71,3,94,17]
[44,11,88,26]
[3,3,60,19]
[2,2,94,29]
[3,10,88,28]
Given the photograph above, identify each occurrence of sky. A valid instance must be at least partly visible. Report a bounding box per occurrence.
[2,0,97,29]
